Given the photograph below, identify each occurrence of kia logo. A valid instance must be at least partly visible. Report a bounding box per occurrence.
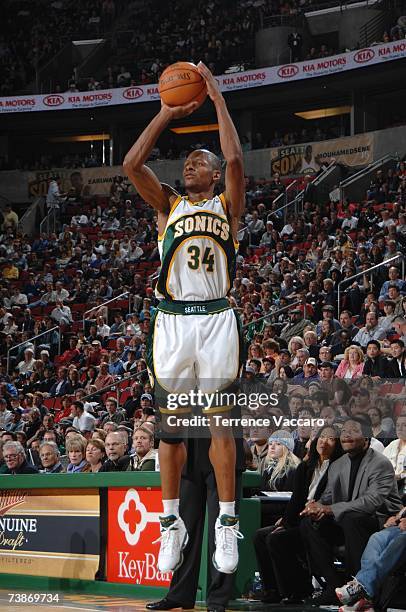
[277,64,299,78]
[354,49,375,63]
[43,95,64,106]
[123,87,144,100]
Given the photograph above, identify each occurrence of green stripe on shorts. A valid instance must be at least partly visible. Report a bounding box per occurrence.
[157,298,230,315]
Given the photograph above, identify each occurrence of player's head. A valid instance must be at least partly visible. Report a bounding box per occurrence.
[183,149,221,193]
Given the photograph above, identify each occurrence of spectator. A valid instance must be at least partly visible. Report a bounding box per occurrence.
[384,415,406,483]
[39,441,64,473]
[99,431,134,471]
[253,424,343,605]
[335,345,365,380]
[3,441,38,474]
[131,426,156,470]
[300,416,402,605]
[85,438,106,473]
[363,340,391,378]
[261,430,299,492]
[335,506,406,610]
[66,435,91,473]
[72,401,96,433]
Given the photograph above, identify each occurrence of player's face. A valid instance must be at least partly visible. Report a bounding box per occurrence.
[183,152,217,192]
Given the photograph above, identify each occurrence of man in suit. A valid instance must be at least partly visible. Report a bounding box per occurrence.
[387,339,406,378]
[146,436,244,612]
[300,416,402,606]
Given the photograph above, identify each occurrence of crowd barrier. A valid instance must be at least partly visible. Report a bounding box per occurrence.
[0,472,261,601]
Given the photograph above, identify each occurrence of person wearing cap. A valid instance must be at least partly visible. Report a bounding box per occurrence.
[280,308,313,343]
[6,407,24,433]
[262,431,300,492]
[140,393,153,410]
[316,304,340,337]
[293,358,320,387]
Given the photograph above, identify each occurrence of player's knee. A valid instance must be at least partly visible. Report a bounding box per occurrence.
[159,436,184,445]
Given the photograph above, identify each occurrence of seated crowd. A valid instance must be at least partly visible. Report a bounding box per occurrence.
[0,153,406,608]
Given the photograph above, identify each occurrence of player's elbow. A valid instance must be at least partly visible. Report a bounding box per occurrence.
[227,153,243,168]
[123,155,142,174]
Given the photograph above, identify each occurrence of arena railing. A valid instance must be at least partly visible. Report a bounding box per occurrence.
[241,299,303,332]
[82,291,131,330]
[337,253,405,315]
[338,153,398,205]
[7,326,61,374]
[271,179,299,214]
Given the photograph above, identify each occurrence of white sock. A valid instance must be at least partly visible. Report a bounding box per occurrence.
[162,499,180,518]
[219,501,235,517]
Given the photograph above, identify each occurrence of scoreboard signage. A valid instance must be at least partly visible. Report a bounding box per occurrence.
[0,40,405,114]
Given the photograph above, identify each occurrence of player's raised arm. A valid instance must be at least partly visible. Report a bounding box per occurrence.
[123,102,198,213]
[197,62,245,219]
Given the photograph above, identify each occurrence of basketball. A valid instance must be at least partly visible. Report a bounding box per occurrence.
[158,61,207,108]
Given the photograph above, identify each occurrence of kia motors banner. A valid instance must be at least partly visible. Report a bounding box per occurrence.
[107,487,171,586]
[270,133,374,176]
[0,488,100,579]
[1,40,406,114]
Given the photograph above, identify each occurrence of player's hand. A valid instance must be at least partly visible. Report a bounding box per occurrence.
[160,100,199,121]
[197,61,222,103]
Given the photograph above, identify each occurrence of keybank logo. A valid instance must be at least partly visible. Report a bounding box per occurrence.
[117,488,160,545]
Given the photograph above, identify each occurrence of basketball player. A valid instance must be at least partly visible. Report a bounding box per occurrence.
[123,62,245,575]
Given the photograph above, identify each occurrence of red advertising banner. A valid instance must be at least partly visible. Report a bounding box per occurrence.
[107,487,172,586]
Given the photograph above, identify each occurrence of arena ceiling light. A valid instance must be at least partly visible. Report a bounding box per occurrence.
[170,124,219,134]
[47,134,110,142]
[294,106,351,120]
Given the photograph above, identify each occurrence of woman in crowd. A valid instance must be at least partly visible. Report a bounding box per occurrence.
[261,430,300,492]
[94,361,114,391]
[335,345,365,379]
[368,406,393,447]
[318,319,335,346]
[66,435,91,473]
[384,414,406,487]
[253,425,343,605]
[85,438,106,473]
[67,367,82,392]
[288,336,305,366]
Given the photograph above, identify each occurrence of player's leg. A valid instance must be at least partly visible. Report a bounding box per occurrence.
[147,310,194,572]
[198,308,244,574]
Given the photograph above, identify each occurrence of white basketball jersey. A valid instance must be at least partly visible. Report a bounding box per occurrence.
[156,193,238,301]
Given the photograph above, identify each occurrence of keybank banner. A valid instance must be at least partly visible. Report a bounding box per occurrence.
[1,40,405,113]
[0,488,100,579]
[270,133,374,176]
[107,487,172,586]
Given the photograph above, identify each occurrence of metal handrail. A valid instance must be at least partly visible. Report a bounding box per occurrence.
[242,299,304,330]
[7,326,61,373]
[83,291,130,329]
[272,180,298,211]
[337,254,405,315]
[339,154,397,189]
[80,367,148,407]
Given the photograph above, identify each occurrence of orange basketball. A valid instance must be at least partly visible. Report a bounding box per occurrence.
[158,62,207,108]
